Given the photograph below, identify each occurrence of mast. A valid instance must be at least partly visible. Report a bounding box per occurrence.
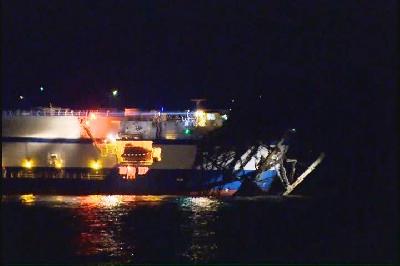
[190,98,207,110]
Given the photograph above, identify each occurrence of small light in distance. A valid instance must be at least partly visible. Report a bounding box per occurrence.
[40,86,44,92]
[112,89,118,97]
[19,95,24,100]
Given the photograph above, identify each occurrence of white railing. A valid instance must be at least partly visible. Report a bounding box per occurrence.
[2,109,125,117]
[2,109,200,118]
[2,109,227,125]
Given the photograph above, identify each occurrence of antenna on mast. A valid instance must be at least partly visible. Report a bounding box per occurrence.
[190,98,207,110]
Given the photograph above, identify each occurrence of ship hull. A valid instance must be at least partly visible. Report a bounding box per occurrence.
[2,113,278,195]
[1,167,277,195]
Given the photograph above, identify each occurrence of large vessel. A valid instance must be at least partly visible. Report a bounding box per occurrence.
[2,107,280,195]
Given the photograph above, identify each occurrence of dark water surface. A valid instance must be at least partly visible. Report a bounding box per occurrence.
[1,194,396,264]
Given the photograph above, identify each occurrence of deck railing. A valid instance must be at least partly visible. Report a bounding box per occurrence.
[2,109,124,117]
[2,109,201,118]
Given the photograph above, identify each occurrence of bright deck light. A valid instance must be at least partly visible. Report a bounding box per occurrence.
[55,160,63,169]
[194,110,206,127]
[106,133,117,143]
[22,159,33,169]
[89,160,102,170]
[112,89,118,96]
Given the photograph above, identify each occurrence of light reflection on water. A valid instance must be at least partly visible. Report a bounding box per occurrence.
[18,194,36,205]
[74,196,129,258]
[1,195,223,263]
[2,194,372,264]
[178,197,221,262]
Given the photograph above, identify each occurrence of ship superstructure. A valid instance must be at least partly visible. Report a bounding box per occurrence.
[2,107,279,195]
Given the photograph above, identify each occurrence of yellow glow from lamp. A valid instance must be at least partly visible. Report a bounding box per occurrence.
[89,160,102,170]
[22,159,33,169]
[55,160,63,169]
[194,110,207,127]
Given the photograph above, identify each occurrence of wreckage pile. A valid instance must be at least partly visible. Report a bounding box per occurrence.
[196,128,324,196]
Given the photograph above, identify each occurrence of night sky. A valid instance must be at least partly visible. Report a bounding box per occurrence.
[2,1,395,110]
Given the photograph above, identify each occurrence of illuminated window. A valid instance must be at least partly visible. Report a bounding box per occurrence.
[206,113,216,120]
